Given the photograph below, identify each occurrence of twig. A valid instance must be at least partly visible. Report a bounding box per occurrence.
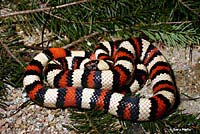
[152,21,192,25]
[181,93,200,101]
[0,40,24,67]
[0,0,92,18]
[23,32,99,50]
[24,45,44,50]
[62,32,100,49]
[7,100,32,118]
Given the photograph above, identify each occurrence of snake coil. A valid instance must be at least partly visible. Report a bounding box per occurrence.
[23,37,179,122]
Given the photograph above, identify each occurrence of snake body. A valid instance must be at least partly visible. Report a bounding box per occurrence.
[23,37,179,122]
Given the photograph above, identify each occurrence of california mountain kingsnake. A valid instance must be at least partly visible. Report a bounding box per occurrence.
[23,37,179,122]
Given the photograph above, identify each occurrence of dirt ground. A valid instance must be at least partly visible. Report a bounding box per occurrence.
[160,44,200,116]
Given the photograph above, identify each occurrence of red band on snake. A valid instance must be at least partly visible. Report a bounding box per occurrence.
[23,37,179,122]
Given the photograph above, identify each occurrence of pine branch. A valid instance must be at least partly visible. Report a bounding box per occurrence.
[152,21,192,25]
[140,22,200,46]
[0,0,92,18]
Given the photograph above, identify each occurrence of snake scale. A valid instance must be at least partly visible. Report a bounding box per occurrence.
[23,37,180,122]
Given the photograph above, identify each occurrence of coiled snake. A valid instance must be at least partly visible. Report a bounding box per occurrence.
[23,37,179,122]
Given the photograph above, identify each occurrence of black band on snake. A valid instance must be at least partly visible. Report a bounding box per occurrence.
[23,37,180,122]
